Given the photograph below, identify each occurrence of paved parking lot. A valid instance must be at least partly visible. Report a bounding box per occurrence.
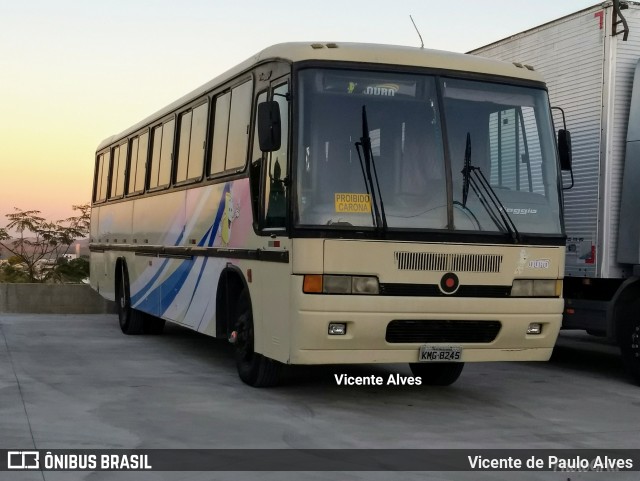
[1,313,639,481]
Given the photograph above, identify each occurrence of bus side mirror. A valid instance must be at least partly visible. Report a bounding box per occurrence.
[258,101,281,152]
[558,129,573,171]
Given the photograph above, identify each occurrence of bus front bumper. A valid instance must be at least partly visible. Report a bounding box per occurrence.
[288,277,562,365]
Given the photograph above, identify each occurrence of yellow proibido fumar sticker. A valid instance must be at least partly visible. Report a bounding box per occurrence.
[335,193,372,213]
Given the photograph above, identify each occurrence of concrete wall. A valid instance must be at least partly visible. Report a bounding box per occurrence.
[0,284,115,314]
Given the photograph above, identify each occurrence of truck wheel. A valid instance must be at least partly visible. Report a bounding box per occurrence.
[586,329,606,337]
[234,288,283,387]
[116,265,144,335]
[409,362,464,386]
[618,315,640,385]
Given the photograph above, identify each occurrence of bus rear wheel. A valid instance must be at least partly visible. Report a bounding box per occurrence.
[409,362,464,386]
[234,288,283,387]
[116,265,144,335]
[618,314,640,385]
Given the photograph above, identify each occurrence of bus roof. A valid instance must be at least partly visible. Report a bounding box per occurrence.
[97,42,545,151]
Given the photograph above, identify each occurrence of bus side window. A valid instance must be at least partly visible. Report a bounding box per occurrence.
[149,120,174,189]
[128,131,148,195]
[226,81,252,171]
[210,80,253,176]
[110,141,127,198]
[128,137,140,194]
[188,102,208,180]
[158,119,175,187]
[210,92,231,175]
[263,82,289,229]
[177,102,208,183]
[109,145,120,199]
[176,110,193,183]
[99,150,110,201]
[94,154,103,202]
[149,125,163,189]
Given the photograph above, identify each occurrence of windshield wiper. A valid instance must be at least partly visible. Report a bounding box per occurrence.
[355,105,387,232]
[461,133,520,243]
[462,132,472,208]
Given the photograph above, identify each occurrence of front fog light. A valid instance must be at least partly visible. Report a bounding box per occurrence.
[527,323,542,335]
[328,323,347,335]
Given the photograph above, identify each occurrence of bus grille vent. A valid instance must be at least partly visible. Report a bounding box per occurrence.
[386,320,502,343]
[394,252,503,273]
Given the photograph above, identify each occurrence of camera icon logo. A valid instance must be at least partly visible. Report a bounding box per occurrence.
[7,451,40,470]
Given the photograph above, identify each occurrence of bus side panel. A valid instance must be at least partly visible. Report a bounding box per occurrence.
[181,178,292,364]
[254,256,291,363]
[163,183,231,329]
[131,191,185,246]
[94,202,133,301]
[192,180,256,335]
[129,191,185,317]
[89,207,103,294]
[125,181,252,334]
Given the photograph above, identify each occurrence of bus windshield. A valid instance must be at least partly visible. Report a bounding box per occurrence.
[295,68,562,238]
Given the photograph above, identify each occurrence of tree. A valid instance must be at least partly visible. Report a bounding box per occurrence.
[55,257,90,283]
[0,262,30,283]
[0,204,90,283]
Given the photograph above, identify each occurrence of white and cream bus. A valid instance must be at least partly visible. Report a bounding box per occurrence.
[90,42,570,387]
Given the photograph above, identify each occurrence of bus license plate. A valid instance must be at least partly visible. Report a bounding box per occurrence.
[418,345,462,362]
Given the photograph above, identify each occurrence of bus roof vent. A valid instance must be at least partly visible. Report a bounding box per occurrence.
[311,43,325,49]
[326,43,339,49]
[513,62,523,68]
[524,64,535,71]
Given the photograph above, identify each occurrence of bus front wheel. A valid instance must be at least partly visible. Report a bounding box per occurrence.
[409,362,464,386]
[234,288,283,387]
[116,265,144,335]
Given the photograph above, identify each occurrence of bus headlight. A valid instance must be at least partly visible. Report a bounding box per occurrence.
[352,276,380,295]
[511,279,561,297]
[323,275,352,294]
[303,275,379,294]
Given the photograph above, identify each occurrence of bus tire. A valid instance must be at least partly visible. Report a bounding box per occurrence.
[143,314,165,335]
[617,313,640,385]
[234,288,283,387]
[409,362,464,386]
[116,264,144,335]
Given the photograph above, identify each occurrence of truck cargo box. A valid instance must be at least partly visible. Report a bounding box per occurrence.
[471,1,640,384]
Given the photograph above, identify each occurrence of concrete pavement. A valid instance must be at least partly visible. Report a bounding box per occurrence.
[0,313,638,481]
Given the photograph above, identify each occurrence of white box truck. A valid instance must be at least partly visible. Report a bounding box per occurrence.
[471,0,640,383]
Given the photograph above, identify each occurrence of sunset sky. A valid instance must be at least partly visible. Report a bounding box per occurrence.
[0,0,599,226]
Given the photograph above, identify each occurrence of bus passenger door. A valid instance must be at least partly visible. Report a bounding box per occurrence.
[253,78,292,363]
